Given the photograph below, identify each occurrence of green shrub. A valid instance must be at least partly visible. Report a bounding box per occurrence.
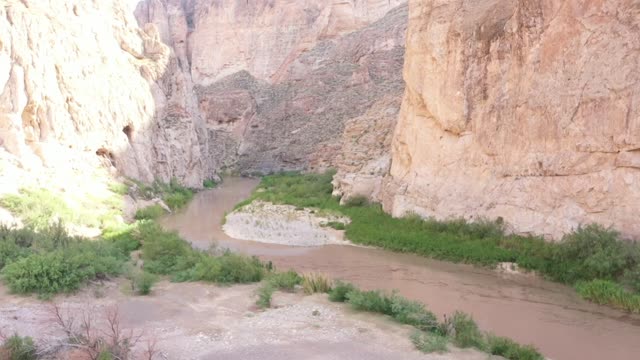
[134,205,166,220]
[346,289,392,315]
[256,284,275,308]
[301,273,331,294]
[575,279,640,313]
[102,223,141,254]
[328,281,356,302]
[132,271,157,295]
[486,334,544,360]
[549,225,639,284]
[389,295,438,332]
[140,223,192,275]
[161,179,193,210]
[2,240,124,296]
[0,239,32,270]
[623,265,640,293]
[1,334,37,360]
[267,270,301,292]
[203,179,217,189]
[441,312,485,349]
[410,331,448,354]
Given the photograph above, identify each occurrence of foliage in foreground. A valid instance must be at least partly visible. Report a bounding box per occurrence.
[245,172,640,311]
[0,224,127,296]
[138,222,266,284]
[0,334,37,360]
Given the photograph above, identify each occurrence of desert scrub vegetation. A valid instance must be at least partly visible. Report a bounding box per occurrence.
[0,223,127,297]
[0,333,37,360]
[134,204,166,220]
[138,222,266,284]
[243,171,640,312]
[256,283,275,308]
[130,178,194,211]
[325,279,542,359]
[301,273,331,294]
[575,279,640,313]
[266,270,301,292]
[0,187,124,230]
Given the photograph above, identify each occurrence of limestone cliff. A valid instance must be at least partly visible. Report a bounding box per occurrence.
[0,0,211,187]
[135,0,406,175]
[382,0,640,238]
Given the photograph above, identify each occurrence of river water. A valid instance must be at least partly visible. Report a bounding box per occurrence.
[161,178,640,360]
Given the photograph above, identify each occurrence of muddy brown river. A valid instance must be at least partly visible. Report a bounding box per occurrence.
[161,178,640,360]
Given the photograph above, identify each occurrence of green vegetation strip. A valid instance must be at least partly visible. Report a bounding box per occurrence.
[236,171,640,313]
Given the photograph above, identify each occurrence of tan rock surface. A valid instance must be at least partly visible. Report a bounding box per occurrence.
[383,0,640,239]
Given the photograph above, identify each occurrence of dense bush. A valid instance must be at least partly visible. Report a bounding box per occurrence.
[0,334,37,360]
[346,289,392,314]
[2,240,124,296]
[139,222,265,284]
[267,270,301,292]
[132,271,157,296]
[328,281,356,302]
[134,205,165,220]
[487,334,544,360]
[0,225,126,296]
[548,225,639,283]
[389,295,438,332]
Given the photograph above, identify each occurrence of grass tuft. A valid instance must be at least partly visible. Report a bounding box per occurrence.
[1,333,37,360]
[267,270,301,292]
[301,273,331,294]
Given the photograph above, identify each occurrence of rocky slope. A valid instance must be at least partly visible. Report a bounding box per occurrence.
[380,0,640,238]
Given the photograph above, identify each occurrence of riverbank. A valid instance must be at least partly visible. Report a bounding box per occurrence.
[231,171,640,314]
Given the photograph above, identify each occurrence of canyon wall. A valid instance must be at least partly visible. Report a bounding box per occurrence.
[135,0,406,176]
[0,0,211,187]
[1,0,406,188]
[382,0,640,238]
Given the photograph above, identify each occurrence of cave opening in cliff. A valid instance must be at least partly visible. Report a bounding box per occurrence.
[123,124,134,141]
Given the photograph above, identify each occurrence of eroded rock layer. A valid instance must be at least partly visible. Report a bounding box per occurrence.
[382,0,640,238]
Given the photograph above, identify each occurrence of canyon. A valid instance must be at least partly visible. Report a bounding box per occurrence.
[1,0,640,238]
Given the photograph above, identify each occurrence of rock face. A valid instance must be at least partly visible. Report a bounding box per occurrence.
[382,0,640,238]
[1,0,405,187]
[0,0,211,187]
[136,0,406,175]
